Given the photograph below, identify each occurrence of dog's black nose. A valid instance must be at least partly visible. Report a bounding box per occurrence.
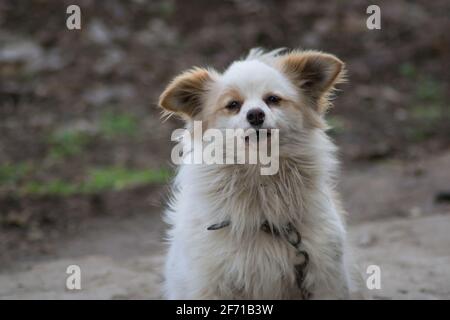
[247,108,265,126]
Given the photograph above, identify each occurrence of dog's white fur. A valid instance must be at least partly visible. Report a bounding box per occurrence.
[159,49,359,299]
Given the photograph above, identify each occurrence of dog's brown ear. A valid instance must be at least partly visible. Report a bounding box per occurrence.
[279,51,345,110]
[159,68,213,118]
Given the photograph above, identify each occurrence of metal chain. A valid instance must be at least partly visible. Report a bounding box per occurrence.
[208,220,312,299]
[262,221,311,299]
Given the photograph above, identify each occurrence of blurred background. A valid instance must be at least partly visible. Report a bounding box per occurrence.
[0,0,449,299]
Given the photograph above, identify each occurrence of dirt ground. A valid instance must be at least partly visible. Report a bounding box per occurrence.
[1,151,449,299]
[0,1,449,299]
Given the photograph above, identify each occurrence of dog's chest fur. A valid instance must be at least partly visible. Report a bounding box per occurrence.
[165,153,349,299]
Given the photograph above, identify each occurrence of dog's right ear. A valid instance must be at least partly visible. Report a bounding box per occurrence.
[159,68,213,118]
[278,51,345,113]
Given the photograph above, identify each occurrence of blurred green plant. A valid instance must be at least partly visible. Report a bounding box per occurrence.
[411,104,443,122]
[327,115,346,136]
[404,126,436,142]
[412,77,444,123]
[399,63,417,79]
[18,167,171,197]
[48,112,139,160]
[100,112,138,138]
[158,1,175,18]
[0,163,32,186]
[416,78,442,102]
[81,167,171,193]
[22,180,78,197]
[405,77,446,142]
[48,130,92,159]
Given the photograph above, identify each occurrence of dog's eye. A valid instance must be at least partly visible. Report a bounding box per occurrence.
[265,95,281,105]
[226,100,241,110]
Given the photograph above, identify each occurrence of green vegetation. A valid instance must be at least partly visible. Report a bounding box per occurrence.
[0,163,32,186]
[399,63,417,79]
[399,64,444,110]
[327,115,346,136]
[81,167,172,193]
[22,180,79,197]
[47,112,139,160]
[406,77,446,142]
[411,104,443,122]
[158,1,175,18]
[6,112,167,197]
[100,112,139,138]
[12,111,160,197]
[49,130,92,159]
[21,167,171,196]
[398,63,447,142]
[412,77,445,124]
[1,164,171,197]
[415,78,442,103]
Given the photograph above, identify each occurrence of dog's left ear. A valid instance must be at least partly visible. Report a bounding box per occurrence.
[278,51,345,111]
[159,67,213,118]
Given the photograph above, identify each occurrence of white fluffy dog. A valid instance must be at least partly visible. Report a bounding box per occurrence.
[159,49,359,299]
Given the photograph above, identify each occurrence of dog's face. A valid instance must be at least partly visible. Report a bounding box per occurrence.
[159,50,344,144]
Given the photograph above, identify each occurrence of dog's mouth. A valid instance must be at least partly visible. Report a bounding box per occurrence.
[244,130,272,144]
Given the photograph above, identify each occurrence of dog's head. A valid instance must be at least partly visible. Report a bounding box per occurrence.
[159,49,345,147]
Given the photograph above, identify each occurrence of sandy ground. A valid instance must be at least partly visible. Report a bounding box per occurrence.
[1,214,449,300]
[1,152,449,300]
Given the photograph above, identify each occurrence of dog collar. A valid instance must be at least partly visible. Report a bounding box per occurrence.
[207,219,311,299]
